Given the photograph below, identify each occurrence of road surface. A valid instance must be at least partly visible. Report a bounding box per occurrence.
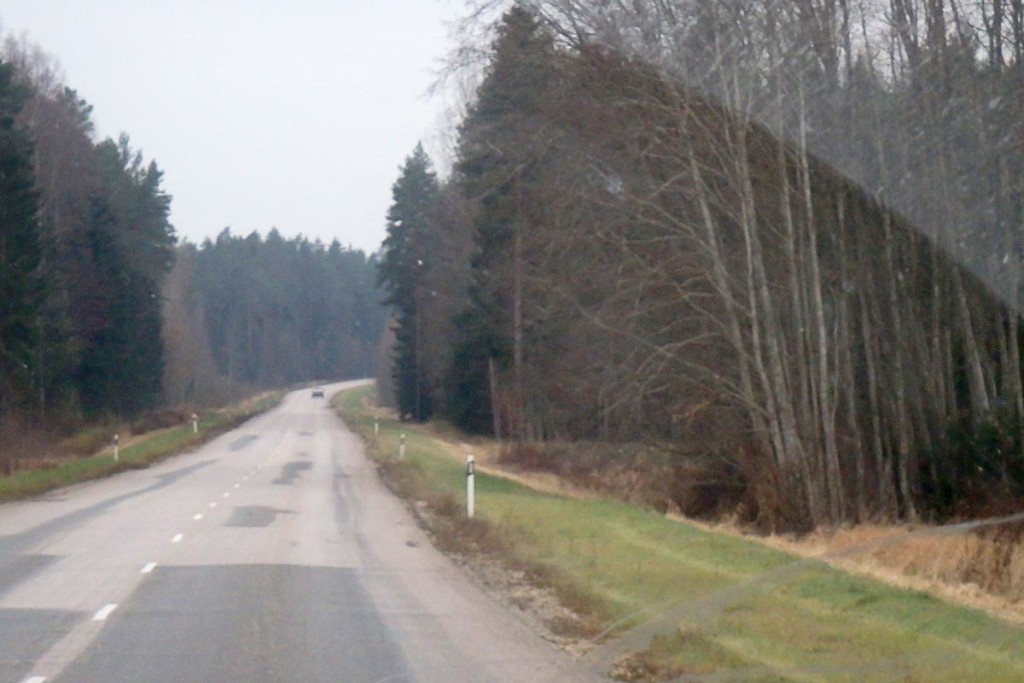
[0,382,601,682]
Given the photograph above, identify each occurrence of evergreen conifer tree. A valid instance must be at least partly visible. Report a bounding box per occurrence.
[449,5,558,435]
[0,61,44,416]
[377,143,440,421]
[76,136,175,417]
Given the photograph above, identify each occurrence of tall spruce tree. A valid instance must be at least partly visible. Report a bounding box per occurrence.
[449,5,559,435]
[76,136,174,417]
[377,144,440,421]
[0,61,43,416]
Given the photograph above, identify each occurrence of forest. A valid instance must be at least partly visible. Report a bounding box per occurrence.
[162,230,385,407]
[3,0,1023,531]
[0,39,174,426]
[378,0,1024,529]
[0,34,385,460]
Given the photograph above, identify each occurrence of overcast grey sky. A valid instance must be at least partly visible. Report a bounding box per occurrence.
[0,0,463,254]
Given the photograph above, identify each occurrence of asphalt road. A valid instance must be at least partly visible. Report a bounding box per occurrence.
[0,382,601,683]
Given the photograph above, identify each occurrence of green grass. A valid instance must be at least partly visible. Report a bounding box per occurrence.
[0,392,283,503]
[336,385,1024,682]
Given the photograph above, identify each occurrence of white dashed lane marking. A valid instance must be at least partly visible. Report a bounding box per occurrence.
[141,562,157,574]
[171,533,184,543]
[194,513,203,521]
[21,676,47,683]
[93,604,118,621]
[209,502,218,508]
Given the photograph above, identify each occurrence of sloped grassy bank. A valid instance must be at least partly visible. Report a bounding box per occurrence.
[0,392,283,503]
[335,385,1024,682]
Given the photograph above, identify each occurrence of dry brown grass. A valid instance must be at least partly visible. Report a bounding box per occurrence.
[693,520,1024,626]
[468,436,1024,627]
[0,417,64,475]
[0,391,283,502]
[0,408,174,476]
[424,432,1024,628]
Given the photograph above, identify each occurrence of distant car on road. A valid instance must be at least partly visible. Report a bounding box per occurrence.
[312,388,325,398]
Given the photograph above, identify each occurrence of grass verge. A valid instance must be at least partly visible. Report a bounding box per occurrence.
[0,391,283,503]
[335,385,1024,682]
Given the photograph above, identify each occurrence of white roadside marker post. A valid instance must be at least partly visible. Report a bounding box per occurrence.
[113,433,119,462]
[192,413,198,434]
[467,454,475,518]
[399,433,406,461]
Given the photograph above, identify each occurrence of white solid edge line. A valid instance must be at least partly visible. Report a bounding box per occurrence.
[93,603,118,621]
[171,533,184,543]
[141,562,157,574]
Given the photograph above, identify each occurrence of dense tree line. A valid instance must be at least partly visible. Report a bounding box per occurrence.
[0,60,42,421]
[0,33,386,435]
[379,2,1024,528]
[0,38,174,425]
[162,231,385,405]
